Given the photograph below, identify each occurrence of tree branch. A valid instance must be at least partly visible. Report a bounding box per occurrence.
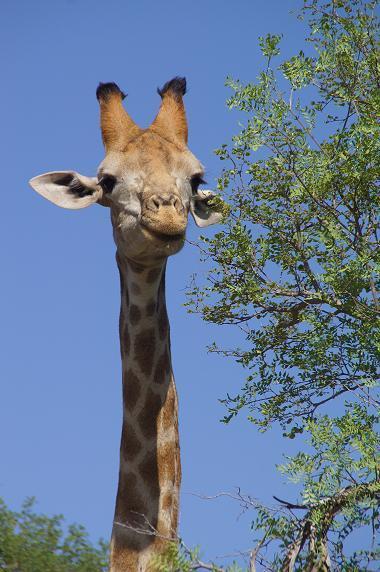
[282,481,380,571]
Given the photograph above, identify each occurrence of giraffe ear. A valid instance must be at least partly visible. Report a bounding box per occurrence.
[29,171,104,210]
[190,190,224,227]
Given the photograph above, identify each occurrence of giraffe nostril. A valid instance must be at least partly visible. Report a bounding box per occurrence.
[145,194,184,215]
[172,196,182,212]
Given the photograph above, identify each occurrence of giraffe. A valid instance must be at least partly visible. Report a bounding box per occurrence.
[29,77,222,571]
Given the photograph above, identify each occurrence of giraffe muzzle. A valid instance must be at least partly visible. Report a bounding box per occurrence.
[141,193,187,236]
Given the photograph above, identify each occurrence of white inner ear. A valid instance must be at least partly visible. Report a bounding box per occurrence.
[29,171,102,210]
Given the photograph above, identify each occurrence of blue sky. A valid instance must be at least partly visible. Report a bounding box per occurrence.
[1,0,309,566]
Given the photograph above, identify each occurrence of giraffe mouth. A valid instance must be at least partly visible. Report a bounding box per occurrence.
[141,224,185,243]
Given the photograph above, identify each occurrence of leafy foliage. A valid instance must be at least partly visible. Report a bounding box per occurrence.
[0,497,109,572]
[152,540,244,572]
[152,542,195,572]
[184,0,380,569]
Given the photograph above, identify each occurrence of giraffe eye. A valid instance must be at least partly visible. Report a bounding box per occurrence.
[99,175,116,194]
[190,174,206,194]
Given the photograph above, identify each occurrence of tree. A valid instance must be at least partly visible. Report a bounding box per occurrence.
[0,497,109,572]
[181,0,379,569]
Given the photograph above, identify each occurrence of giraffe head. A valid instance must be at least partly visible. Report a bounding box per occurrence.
[29,77,222,263]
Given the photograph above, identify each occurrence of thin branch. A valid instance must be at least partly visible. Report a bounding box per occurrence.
[282,481,380,571]
[273,496,308,510]
[114,516,224,571]
[249,531,271,572]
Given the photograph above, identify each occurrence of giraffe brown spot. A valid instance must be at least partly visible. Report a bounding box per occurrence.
[139,451,160,498]
[161,491,172,512]
[134,328,156,376]
[153,347,171,384]
[123,369,141,412]
[146,266,162,284]
[131,282,141,295]
[146,299,156,317]
[117,256,128,306]
[157,273,166,301]
[114,471,150,548]
[128,259,145,273]
[118,266,130,307]
[146,267,162,283]
[120,422,141,461]
[121,321,131,354]
[138,388,162,440]
[129,304,141,325]
[119,308,124,344]
[158,306,169,340]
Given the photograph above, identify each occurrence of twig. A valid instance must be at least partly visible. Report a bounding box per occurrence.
[273,496,308,510]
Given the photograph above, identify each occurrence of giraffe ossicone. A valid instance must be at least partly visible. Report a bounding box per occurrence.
[29,77,223,571]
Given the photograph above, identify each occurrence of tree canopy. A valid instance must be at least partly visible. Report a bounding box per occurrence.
[180,0,380,569]
[0,498,108,572]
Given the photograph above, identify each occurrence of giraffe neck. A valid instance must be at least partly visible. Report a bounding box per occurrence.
[110,252,181,572]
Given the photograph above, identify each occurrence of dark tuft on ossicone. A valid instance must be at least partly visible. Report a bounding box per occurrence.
[96,82,126,102]
[157,76,187,100]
